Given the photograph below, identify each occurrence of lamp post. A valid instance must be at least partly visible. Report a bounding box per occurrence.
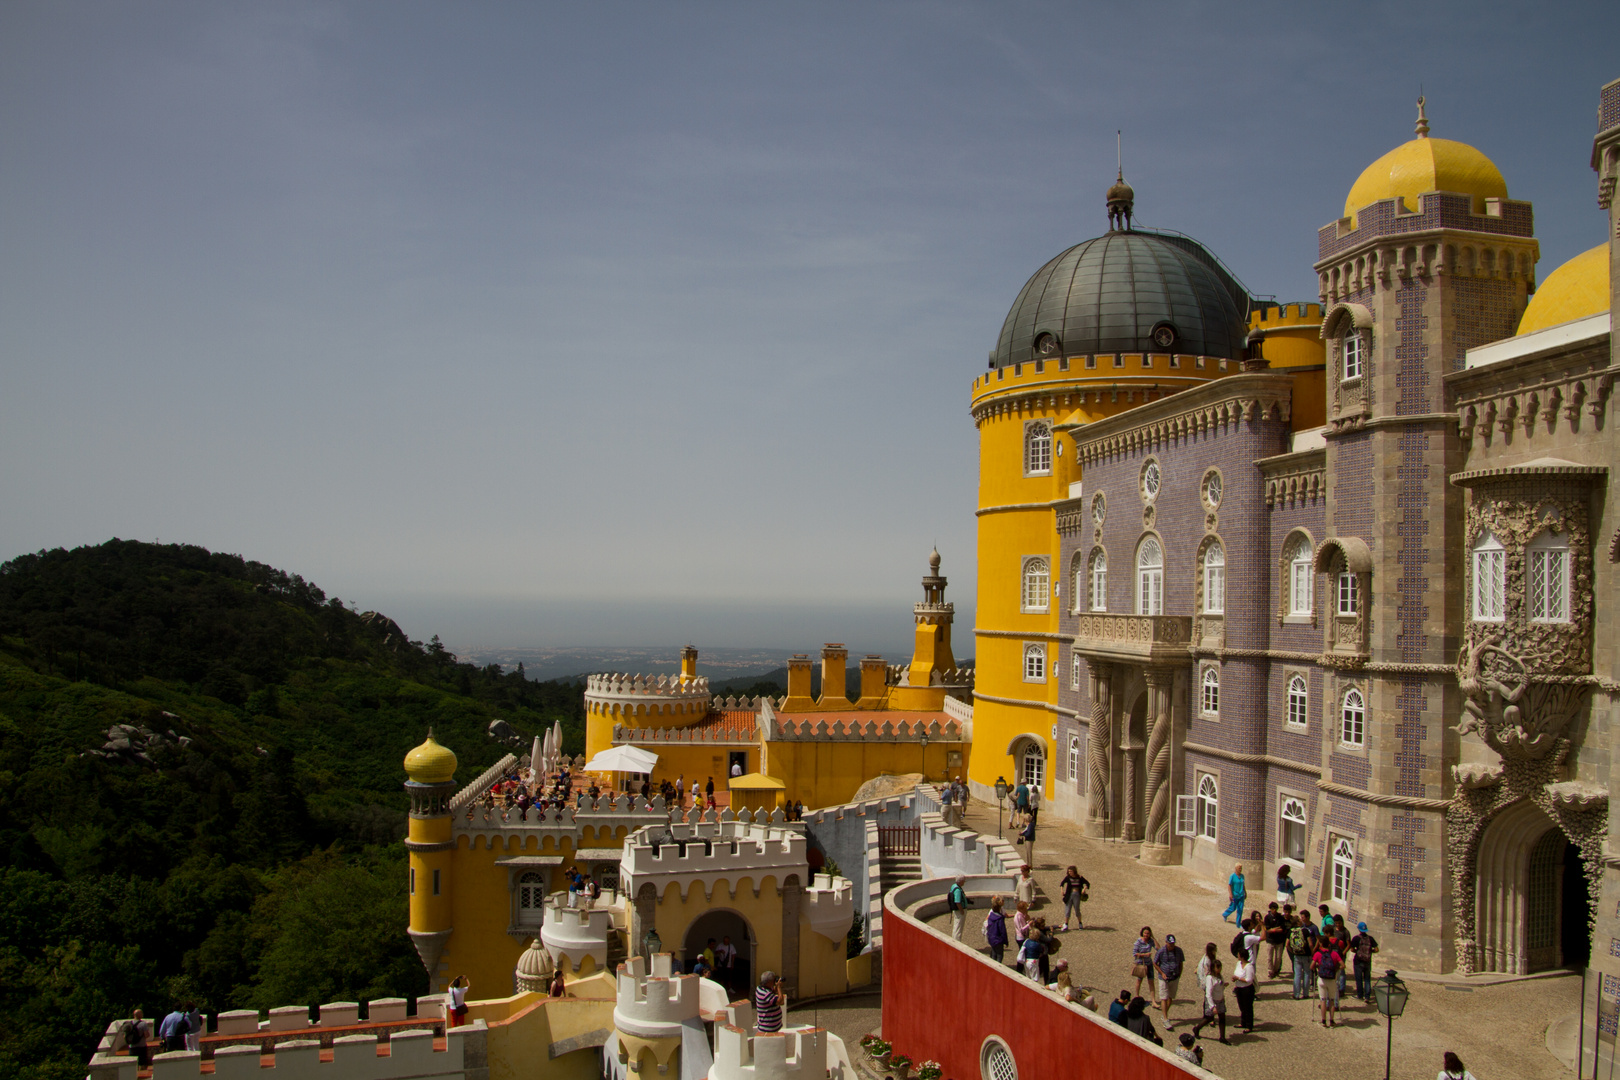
[918,729,929,781]
[994,776,1009,839]
[1372,969,1409,1080]
[642,927,662,961]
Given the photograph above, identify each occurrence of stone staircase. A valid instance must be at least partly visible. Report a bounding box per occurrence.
[606,930,628,973]
[877,852,921,895]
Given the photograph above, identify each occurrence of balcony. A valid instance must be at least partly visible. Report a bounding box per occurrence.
[1069,613,1193,665]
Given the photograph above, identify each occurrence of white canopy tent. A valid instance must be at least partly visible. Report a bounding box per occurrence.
[584,745,659,774]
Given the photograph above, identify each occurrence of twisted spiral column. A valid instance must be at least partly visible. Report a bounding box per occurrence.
[1143,668,1173,847]
[1086,663,1112,828]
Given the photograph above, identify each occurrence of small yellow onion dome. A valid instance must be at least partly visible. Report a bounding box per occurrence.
[404,730,458,784]
[1518,242,1611,336]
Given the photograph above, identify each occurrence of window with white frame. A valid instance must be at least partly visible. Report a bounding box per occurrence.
[1528,531,1571,623]
[1341,688,1366,747]
[1070,648,1081,691]
[1141,460,1162,502]
[1196,773,1218,840]
[1089,548,1108,611]
[1204,542,1226,614]
[1281,797,1308,863]
[1286,674,1309,729]
[1068,735,1080,781]
[1201,666,1220,715]
[1331,836,1355,903]
[1342,332,1364,380]
[1286,535,1314,616]
[1021,557,1050,612]
[1337,571,1358,615]
[1023,642,1046,683]
[1471,533,1505,622]
[1137,537,1164,615]
[1021,742,1045,788]
[1070,552,1085,614]
[518,872,546,924]
[1024,420,1052,476]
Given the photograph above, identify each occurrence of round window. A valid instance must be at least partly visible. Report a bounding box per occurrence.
[1150,321,1178,350]
[981,1038,1018,1080]
[1033,332,1060,357]
[1203,470,1222,509]
[1141,461,1161,503]
[1091,492,1106,527]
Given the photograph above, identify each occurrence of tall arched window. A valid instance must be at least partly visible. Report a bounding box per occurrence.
[1070,552,1085,614]
[1070,647,1081,691]
[1341,688,1365,747]
[1137,537,1163,615]
[1196,774,1218,840]
[1089,549,1108,612]
[1021,557,1049,612]
[1528,531,1570,623]
[518,872,546,925]
[1068,736,1081,781]
[1471,532,1505,622]
[1023,642,1046,683]
[1024,420,1052,476]
[1204,542,1226,614]
[1286,535,1314,616]
[1331,837,1355,903]
[1286,674,1309,729]
[1021,742,1045,788]
[1201,666,1220,715]
[1280,797,1307,863]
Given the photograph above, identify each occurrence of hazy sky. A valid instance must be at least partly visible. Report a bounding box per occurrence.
[4,2,1615,657]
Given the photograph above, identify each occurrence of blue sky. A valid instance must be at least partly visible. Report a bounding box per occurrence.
[3,2,1615,657]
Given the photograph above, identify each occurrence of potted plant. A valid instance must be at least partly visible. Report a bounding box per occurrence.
[916,1061,943,1080]
[862,1037,892,1065]
[889,1052,913,1079]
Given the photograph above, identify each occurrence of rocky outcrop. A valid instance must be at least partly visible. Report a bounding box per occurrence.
[85,719,190,764]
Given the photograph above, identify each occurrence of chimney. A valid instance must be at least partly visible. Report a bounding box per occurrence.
[819,644,848,705]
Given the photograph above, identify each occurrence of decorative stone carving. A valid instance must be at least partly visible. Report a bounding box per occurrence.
[1086,664,1113,828]
[1453,761,1503,789]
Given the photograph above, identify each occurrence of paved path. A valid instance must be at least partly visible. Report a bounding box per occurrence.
[907,797,1581,1080]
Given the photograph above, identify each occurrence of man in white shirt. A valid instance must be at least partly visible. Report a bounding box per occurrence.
[731,761,743,778]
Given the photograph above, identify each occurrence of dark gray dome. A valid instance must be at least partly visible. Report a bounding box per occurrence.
[990,229,1253,368]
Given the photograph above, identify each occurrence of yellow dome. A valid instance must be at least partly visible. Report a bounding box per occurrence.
[1344,137,1508,224]
[1518,243,1611,335]
[404,730,458,784]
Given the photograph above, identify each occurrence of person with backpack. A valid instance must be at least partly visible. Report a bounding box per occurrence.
[1231,917,1261,966]
[1152,933,1185,1029]
[1327,921,1352,1005]
[122,1010,152,1069]
[158,1006,189,1052]
[985,895,1009,964]
[1288,912,1318,1000]
[947,875,971,941]
[1313,937,1344,1027]
[1350,921,1380,1002]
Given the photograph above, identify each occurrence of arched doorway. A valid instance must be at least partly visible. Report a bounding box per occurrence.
[1475,800,1591,974]
[683,909,754,1000]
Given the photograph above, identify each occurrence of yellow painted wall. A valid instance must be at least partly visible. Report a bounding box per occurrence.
[1248,303,1327,431]
[764,739,966,809]
[407,814,454,935]
[647,878,786,976]
[796,923,850,1000]
[585,697,712,763]
[476,980,617,1080]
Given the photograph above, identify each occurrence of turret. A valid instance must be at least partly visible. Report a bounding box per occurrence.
[404,731,458,991]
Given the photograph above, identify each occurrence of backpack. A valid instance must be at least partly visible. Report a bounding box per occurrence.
[1355,934,1376,961]
[1287,926,1309,955]
[1229,931,1248,960]
[122,1020,141,1046]
[1316,950,1340,980]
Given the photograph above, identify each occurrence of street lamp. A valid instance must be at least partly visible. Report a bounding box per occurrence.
[642,927,662,960]
[994,776,1009,839]
[1373,969,1409,1080]
[918,729,929,780]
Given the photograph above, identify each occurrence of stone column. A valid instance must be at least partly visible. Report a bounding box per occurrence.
[1085,662,1113,836]
[1142,668,1174,858]
[1123,746,1140,842]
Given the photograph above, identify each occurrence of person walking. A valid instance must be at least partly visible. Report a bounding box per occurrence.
[1276,863,1300,906]
[184,1003,204,1052]
[985,895,1009,964]
[1221,863,1247,923]
[1439,1051,1479,1080]
[754,972,784,1033]
[947,875,971,941]
[1013,779,1030,824]
[1190,958,1228,1044]
[1196,941,1219,1003]
[1152,933,1185,1030]
[1313,938,1342,1027]
[705,777,714,801]
[1232,947,1257,1032]
[1262,902,1288,979]
[158,1006,189,1052]
[1350,921,1380,1002]
[1131,926,1157,999]
[1059,865,1090,931]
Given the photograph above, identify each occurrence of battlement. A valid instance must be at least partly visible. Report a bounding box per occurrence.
[1317,190,1535,265]
[613,954,702,1039]
[884,663,974,688]
[801,872,855,943]
[766,713,965,742]
[969,351,1224,407]
[713,1024,829,1080]
[454,789,672,833]
[541,891,624,972]
[585,672,713,698]
[1249,302,1324,328]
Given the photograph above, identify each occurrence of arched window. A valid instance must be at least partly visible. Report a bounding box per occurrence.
[1203,542,1226,614]
[1024,420,1052,476]
[1471,532,1505,622]
[1286,674,1309,729]
[1341,332,1364,380]
[1021,741,1045,788]
[1201,666,1220,715]
[1331,836,1355,903]
[1070,552,1085,614]
[1280,797,1308,863]
[1528,531,1570,623]
[1337,570,1358,615]
[1070,647,1081,691]
[1021,557,1049,612]
[1136,537,1163,615]
[517,872,546,925]
[1341,688,1365,747]
[1286,535,1314,617]
[1023,642,1046,683]
[1196,774,1218,840]
[1089,549,1108,612]
[1068,735,1081,781]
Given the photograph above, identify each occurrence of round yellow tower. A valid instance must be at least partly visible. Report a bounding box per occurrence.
[968,180,1250,804]
[404,730,458,992]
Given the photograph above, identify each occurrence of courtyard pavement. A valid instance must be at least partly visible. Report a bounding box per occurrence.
[821,795,1583,1080]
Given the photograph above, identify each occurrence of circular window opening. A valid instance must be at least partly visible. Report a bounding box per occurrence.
[1033,332,1060,357]
[981,1037,1018,1080]
[1141,460,1161,503]
[1091,492,1106,527]
[1203,470,1222,509]
[1150,321,1178,350]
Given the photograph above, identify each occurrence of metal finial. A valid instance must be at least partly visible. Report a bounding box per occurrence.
[1117,130,1122,179]
[1415,94,1429,138]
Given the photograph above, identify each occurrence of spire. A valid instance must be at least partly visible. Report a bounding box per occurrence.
[1415,94,1429,138]
[1106,130,1135,231]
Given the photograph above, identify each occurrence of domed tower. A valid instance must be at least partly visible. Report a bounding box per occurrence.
[968,179,1257,804]
[404,730,458,992]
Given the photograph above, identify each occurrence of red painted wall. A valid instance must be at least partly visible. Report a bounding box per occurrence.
[882,894,1197,1080]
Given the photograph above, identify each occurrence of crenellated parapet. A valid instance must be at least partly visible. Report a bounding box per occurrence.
[800,872,854,943]
[766,715,966,742]
[541,890,625,973]
[613,954,702,1038]
[620,819,806,902]
[712,1024,832,1080]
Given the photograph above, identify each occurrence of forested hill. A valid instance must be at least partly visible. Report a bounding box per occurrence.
[0,539,585,1080]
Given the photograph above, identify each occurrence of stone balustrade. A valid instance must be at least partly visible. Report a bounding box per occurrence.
[1070,613,1193,664]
